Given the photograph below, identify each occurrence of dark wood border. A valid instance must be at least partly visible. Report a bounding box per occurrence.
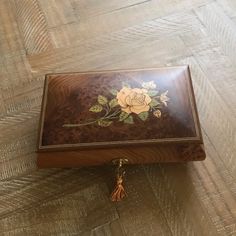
[185,66,203,142]
[37,66,203,151]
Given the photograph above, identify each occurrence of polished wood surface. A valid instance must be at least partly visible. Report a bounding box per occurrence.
[39,67,201,148]
[1,0,236,235]
[37,67,205,166]
[37,144,206,168]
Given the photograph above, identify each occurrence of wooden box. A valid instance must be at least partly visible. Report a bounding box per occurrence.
[37,66,205,168]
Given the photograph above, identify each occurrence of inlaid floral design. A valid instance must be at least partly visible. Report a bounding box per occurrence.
[63,81,170,128]
[117,87,151,114]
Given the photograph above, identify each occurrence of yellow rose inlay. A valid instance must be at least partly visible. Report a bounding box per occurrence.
[117,87,152,114]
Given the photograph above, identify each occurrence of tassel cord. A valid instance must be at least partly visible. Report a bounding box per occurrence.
[111,160,127,201]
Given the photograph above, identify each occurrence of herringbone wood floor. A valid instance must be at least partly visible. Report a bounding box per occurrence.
[1,0,236,235]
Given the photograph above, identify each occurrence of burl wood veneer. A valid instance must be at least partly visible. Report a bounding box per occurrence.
[37,66,205,167]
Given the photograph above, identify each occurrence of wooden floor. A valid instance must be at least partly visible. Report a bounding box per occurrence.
[1,0,236,235]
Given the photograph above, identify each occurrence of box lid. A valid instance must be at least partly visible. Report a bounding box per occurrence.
[38,66,202,151]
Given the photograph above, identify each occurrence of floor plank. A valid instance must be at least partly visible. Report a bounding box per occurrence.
[0,0,236,235]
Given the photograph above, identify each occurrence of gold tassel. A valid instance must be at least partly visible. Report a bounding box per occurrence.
[111,175,126,201]
[111,159,128,202]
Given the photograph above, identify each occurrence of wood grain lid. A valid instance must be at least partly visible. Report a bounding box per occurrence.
[38,66,203,151]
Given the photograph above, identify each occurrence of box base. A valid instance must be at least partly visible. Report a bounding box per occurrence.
[37,144,205,168]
